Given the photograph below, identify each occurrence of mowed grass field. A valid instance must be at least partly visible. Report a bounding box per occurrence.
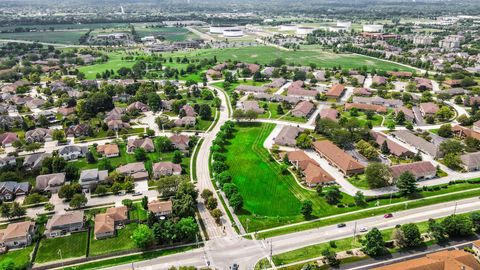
[135,27,198,42]
[35,232,88,263]
[0,30,87,44]
[225,123,358,231]
[79,53,136,79]
[166,46,415,72]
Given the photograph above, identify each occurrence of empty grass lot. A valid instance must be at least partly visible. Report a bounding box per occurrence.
[89,223,138,256]
[225,123,359,231]
[36,232,88,263]
[79,53,136,79]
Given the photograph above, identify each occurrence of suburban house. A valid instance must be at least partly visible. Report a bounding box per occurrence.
[372,75,387,85]
[174,116,196,127]
[57,107,75,116]
[105,107,125,122]
[460,152,480,172]
[372,250,480,270]
[370,131,414,158]
[394,107,415,122]
[419,102,439,116]
[390,161,436,181]
[127,138,154,153]
[351,75,366,85]
[453,125,480,140]
[45,211,84,238]
[0,182,30,201]
[152,162,182,178]
[353,88,372,96]
[58,145,88,161]
[116,162,149,181]
[274,126,303,147]
[0,221,35,248]
[235,85,267,94]
[0,132,18,147]
[106,119,130,131]
[291,101,315,118]
[96,144,120,158]
[313,140,365,175]
[148,200,173,217]
[264,78,286,88]
[25,128,53,143]
[79,168,108,189]
[414,77,433,91]
[65,124,91,138]
[352,96,403,108]
[23,153,51,170]
[392,130,442,158]
[181,105,197,117]
[325,84,345,100]
[473,121,480,133]
[344,103,387,113]
[35,173,66,193]
[387,71,412,78]
[94,206,128,239]
[0,156,16,169]
[170,134,190,151]
[126,101,150,113]
[287,151,335,187]
[242,100,264,114]
[287,85,317,99]
[319,108,339,122]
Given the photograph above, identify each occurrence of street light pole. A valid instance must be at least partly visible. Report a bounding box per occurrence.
[353,221,357,244]
[453,202,458,215]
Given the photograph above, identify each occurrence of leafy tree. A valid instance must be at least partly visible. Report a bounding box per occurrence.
[211,209,223,224]
[471,212,480,232]
[325,187,342,205]
[296,133,312,149]
[354,191,366,206]
[380,141,390,155]
[172,150,183,164]
[396,171,417,196]
[365,163,391,188]
[199,104,212,120]
[58,183,82,200]
[437,124,453,138]
[176,217,198,242]
[173,194,196,218]
[201,189,214,202]
[395,111,405,125]
[142,196,149,210]
[64,163,79,181]
[428,218,447,242]
[321,249,340,267]
[443,153,462,169]
[391,227,406,248]
[229,193,244,212]
[441,214,474,237]
[206,196,218,210]
[301,200,313,218]
[155,136,173,152]
[400,223,422,248]
[69,193,87,209]
[223,183,238,198]
[122,199,133,209]
[439,139,464,155]
[134,148,147,161]
[362,228,386,256]
[132,224,155,249]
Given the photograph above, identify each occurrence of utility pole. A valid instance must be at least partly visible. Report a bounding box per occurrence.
[58,249,63,268]
[453,202,458,215]
[353,221,357,244]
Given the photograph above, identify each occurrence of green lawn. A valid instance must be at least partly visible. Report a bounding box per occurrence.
[36,232,88,263]
[340,111,383,127]
[135,27,198,41]
[89,223,138,256]
[128,202,148,221]
[79,53,136,79]
[164,46,415,72]
[225,123,360,231]
[347,174,370,189]
[0,245,33,269]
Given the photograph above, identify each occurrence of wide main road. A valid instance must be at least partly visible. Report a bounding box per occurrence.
[104,195,480,270]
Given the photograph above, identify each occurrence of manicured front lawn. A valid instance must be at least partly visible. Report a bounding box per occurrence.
[36,232,88,263]
[340,111,383,127]
[89,223,138,256]
[0,245,33,269]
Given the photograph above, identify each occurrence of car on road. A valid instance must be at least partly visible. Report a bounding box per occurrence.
[384,213,393,218]
[133,192,142,196]
[337,223,346,228]
[359,227,368,232]
[231,263,239,270]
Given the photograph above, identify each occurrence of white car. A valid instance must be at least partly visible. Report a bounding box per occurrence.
[359,227,368,232]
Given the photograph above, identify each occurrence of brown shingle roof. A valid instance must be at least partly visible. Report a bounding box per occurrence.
[326,84,345,98]
[0,221,34,242]
[313,140,364,174]
[390,161,436,179]
[148,200,173,214]
[345,103,387,113]
[373,249,480,270]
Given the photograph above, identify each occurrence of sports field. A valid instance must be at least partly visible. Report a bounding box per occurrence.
[166,46,415,72]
